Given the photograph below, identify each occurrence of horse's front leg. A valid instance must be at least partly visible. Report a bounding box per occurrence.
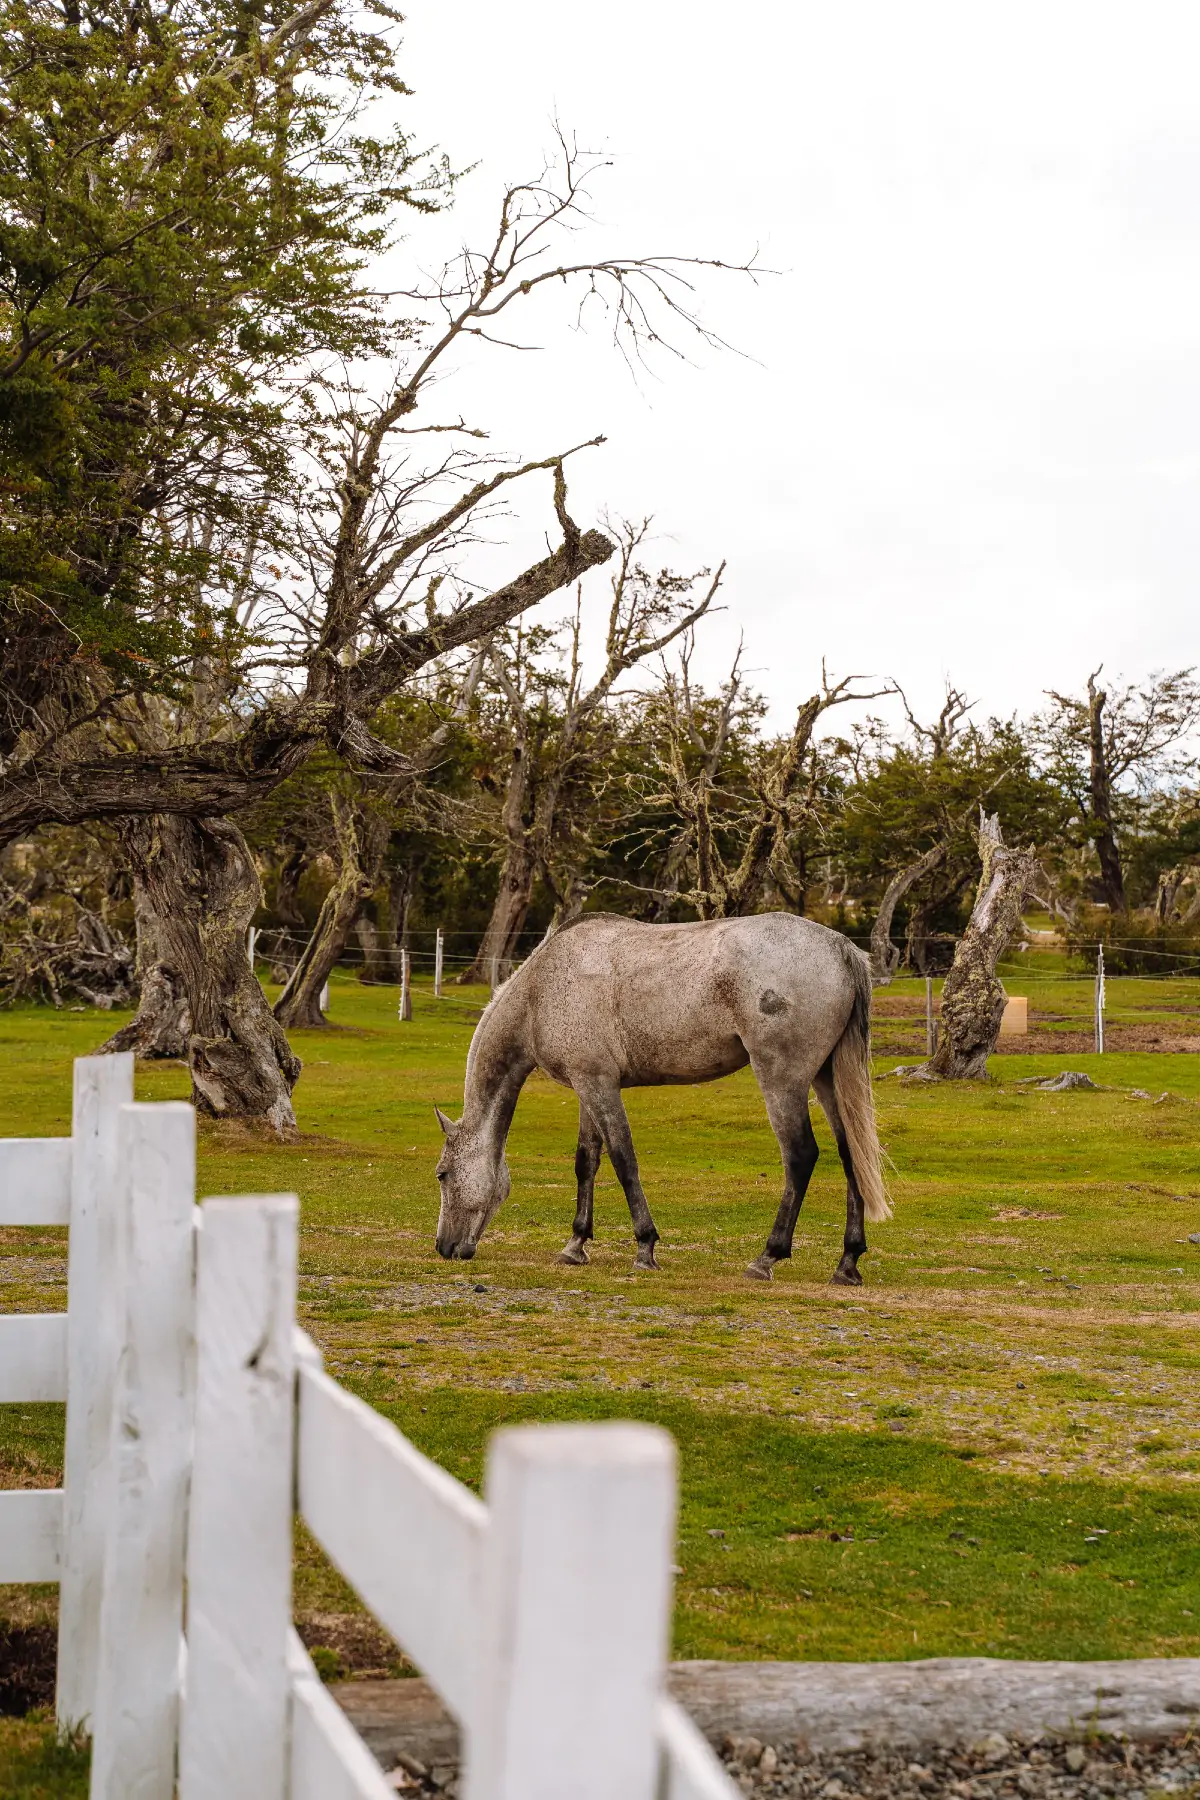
[557,1100,602,1265]
[577,1084,660,1270]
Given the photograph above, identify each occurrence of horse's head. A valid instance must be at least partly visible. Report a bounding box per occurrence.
[433,1106,510,1260]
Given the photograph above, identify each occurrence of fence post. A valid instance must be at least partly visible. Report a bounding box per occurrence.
[924,976,937,1057]
[57,1051,134,1733]
[1094,945,1106,1054]
[319,980,330,1013]
[466,1422,676,1800]
[399,948,412,1022]
[434,927,444,999]
[90,1102,196,1800]
[178,1196,298,1800]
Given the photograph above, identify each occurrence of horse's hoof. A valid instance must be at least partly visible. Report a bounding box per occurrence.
[744,1259,774,1282]
[633,1248,660,1271]
[829,1268,863,1287]
[556,1243,590,1266]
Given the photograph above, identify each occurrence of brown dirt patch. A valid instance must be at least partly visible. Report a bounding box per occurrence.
[0,1626,55,1717]
[991,1026,1200,1054]
[297,1611,413,1681]
[992,1207,1064,1221]
[874,1022,1200,1055]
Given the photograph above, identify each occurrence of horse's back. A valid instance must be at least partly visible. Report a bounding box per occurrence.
[520,914,860,1087]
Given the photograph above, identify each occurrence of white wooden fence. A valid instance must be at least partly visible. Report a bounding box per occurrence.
[0,1056,736,1800]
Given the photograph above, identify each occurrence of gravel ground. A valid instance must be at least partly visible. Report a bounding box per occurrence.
[716,1733,1200,1800]
[378,1733,1200,1797]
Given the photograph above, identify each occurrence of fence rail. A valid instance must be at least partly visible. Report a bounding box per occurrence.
[0,1058,736,1800]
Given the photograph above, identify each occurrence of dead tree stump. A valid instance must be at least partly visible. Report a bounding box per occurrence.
[927,812,1039,1080]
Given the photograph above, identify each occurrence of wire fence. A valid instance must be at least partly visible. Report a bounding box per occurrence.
[251,921,1200,1048]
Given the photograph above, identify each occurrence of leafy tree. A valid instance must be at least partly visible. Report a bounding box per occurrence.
[2,16,741,1127]
[457,531,723,983]
[1,0,437,758]
[1037,669,1200,913]
[829,694,1066,977]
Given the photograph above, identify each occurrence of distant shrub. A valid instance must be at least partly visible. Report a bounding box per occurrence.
[1063,908,1200,976]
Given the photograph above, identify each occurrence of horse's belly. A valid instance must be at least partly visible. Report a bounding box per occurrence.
[620,1032,749,1087]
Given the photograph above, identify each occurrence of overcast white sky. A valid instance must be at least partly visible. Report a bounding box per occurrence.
[392,2,1200,731]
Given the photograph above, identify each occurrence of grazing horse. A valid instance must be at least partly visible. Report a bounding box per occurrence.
[433,912,890,1283]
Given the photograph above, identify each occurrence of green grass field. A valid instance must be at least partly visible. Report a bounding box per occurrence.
[0,1719,87,1798]
[2,973,1199,1692]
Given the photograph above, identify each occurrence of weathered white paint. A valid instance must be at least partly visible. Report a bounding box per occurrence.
[657,1698,741,1800]
[294,1324,325,1374]
[91,1103,196,1800]
[1,1056,708,1798]
[0,1490,63,1582]
[288,1631,397,1800]
[178,1195,298,1800]
[465,1422,677,1800]
[0,1312,67,1402]
[57,1051,134,1731]
[0,1137,72,1225]
[296,1363,485,1722]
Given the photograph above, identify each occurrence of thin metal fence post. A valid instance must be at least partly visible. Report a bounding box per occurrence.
[434,928,444,999]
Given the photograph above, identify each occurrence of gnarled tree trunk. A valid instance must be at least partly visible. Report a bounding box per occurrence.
[545,869,589,935]
[273,836,308,927]
[371,863,416,982]
[463,842,536,985]
[461,729,533,986]
[723,693,824,915]
[98,875,192,1058]
[354,911,384,983]
[274,795,373,1028]
[1155,866,1185,924]
[869,840,949,984]
[927,812,1039,1080]
[117,815,301,1134]
[1087,675,1126,913]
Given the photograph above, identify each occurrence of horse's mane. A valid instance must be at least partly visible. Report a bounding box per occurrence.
[465,914,638,1080]
[553,910,636,934]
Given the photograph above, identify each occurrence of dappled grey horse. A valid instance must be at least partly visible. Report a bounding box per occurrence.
[433,913,891,1283]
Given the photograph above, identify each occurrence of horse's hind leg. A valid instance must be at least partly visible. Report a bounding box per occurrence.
[814,1060,867,1286]
[575,1082,661,1270]
[558,1100,602,1266]
[745,1079,820,1282]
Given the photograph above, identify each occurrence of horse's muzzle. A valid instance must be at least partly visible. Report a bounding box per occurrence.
[435,1236,476,1260]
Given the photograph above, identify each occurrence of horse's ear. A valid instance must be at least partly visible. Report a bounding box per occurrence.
[434,1105,458,1137]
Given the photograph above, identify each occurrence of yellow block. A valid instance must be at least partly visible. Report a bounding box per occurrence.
[1000,996,1028,1037]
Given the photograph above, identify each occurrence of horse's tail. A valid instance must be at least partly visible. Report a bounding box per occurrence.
[831,947,892,1222]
